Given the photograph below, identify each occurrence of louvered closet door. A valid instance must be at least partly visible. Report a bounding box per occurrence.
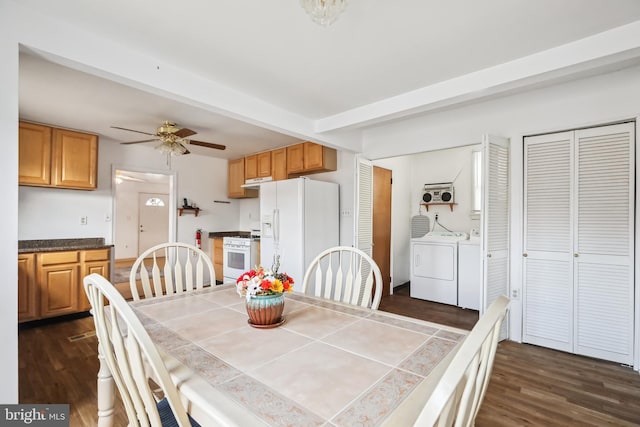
[481,135,510,334]
[573,122,634,364]
[356,158,374,257]
[523,132,574,352]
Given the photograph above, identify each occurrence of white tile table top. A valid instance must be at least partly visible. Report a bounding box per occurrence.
[131,285,467,427]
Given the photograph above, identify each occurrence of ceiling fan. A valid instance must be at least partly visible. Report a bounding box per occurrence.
[112,121,226,155]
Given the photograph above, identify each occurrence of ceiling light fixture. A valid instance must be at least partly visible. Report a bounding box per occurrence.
[300,0,348,26]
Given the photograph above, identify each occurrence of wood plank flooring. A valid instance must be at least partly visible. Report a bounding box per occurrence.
[18,284,640,426]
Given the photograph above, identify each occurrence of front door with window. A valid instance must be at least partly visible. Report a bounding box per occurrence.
[138,192,169,255]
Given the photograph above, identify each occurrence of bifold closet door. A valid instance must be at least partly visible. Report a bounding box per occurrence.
[523,131,574,353]
[523,122,635,364]
[573,123,634,364]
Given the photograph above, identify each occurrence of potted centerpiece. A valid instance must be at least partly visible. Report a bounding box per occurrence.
[236,258,294,328]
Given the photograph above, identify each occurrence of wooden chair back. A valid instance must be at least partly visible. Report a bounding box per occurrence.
[301,246,383,309]
[130,242,215,300]
[83,273,193,427]
[414,295,510,426]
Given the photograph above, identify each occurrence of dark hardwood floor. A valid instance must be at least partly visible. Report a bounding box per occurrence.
[18,285,640,426]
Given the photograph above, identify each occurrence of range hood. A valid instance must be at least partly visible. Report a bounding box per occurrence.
[241,176,273,188]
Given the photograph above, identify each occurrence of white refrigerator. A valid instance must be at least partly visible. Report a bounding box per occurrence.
[260,177,339,290]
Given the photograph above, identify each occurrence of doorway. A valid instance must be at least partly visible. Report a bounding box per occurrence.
[113,168,175,261]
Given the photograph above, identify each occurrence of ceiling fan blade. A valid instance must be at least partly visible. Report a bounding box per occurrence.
[174,128,197,138]
[121,139,157,145]
[111,126,156,136]
[187,140,226,151]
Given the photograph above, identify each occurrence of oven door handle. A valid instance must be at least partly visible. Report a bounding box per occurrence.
[273,209,280,245]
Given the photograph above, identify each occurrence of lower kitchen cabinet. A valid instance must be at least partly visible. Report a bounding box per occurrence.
[210,238,224,283]
[19,248,111,322]
[18,253,38,322]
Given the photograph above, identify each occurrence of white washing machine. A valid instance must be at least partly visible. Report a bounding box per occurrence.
[410,231,469,305]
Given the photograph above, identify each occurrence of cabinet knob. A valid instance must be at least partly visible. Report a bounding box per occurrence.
[523,253,528,257]
[487,253,492,258]
[574,253,579,258]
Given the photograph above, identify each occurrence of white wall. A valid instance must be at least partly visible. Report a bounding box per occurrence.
[0,2,19,402]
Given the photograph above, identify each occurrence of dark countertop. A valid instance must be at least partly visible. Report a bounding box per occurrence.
[19,238,113,253]
[208,231,252,238]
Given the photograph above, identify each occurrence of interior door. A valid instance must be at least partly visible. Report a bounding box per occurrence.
[481,134,510,338]
[138,192,169,255]
[373,166,392,296]
[522,132,574,352]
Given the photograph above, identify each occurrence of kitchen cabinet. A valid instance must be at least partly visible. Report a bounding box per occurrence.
[18,253,38,322]
[228,158,258,199]
[38,251,80,318]
[18,121,98,190]
[19,248,111,322]
[245,152,272,180]
[271,148,288,181]
[79,249,111,311]
[287,142,337,176]
[18,122,52,186]
[210,237,224,283]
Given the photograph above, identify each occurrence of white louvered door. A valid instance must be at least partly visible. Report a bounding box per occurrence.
[573,123,634,364]
[523,122,635,364]
[523,132,574,352]
[481,135,510,334]
[356,157,373,257]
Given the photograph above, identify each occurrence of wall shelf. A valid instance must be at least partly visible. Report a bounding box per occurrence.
[178,207,200,217]
[421,203,457,212]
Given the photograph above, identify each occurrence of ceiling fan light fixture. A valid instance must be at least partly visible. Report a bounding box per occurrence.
[156,141,187,156]
[300,0,347,26]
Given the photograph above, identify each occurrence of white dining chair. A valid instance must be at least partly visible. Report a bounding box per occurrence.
[130,242,215,300]
[83,273,200,427]
[413,295,510,427]
[301,246,383,310]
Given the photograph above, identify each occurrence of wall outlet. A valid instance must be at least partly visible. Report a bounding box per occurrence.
[341,210,352,217]
[434,213,439,221]
[511,289,520,299]
[80,216,88,225]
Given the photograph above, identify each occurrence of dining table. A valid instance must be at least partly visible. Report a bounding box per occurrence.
[97,284,468,427]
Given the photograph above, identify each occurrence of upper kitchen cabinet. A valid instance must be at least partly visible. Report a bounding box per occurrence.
[245,151,272,180]
[18,122,52,186]
[287,142,337,176]
[19,121,98,190]
[228,157,258,199]
[271,148,288,181]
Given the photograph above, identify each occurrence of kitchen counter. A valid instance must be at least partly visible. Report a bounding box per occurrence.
[18,237,113,253]
[208,231,253,238]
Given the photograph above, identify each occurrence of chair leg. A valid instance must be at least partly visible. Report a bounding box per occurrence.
[97,343,116,427]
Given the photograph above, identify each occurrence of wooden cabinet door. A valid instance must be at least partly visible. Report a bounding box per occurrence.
[287,143,305,174]
[229,158,247,198]
[19,122,52,186]
[271,148,287,181]
[52,129,98,189]
[257,152,272,177]
[80,249,111,311]
[212,238,223,282]
[80,261,110,311]
[18,254,38,322]
[245,155,258,180]
[303,142,325,170]
[40,264,79,318]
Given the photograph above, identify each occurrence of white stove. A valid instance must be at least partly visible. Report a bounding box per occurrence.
[223,236,259,283]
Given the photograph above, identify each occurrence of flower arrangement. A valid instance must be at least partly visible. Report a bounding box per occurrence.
[236,265,294,301]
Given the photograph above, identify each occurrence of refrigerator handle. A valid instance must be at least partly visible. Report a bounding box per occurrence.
[273,209,280,244]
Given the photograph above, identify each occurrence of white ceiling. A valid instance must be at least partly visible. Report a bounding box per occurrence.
[15,0,640,159]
